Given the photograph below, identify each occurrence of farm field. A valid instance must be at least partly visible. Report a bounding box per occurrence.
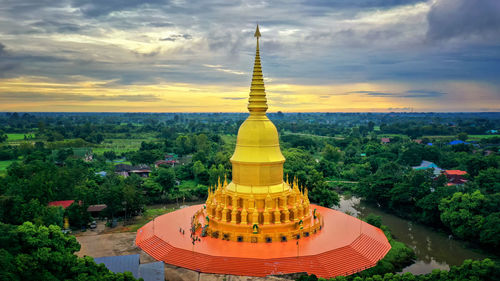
[6,133,35,141]
[93,138,162,155]
[421,134,497,140]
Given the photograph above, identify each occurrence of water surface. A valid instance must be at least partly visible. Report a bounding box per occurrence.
[334,195,493,274]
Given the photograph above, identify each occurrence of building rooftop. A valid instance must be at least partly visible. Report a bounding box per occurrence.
[444,170,467,176]
[48,200,75,209]
[94,254,164,281]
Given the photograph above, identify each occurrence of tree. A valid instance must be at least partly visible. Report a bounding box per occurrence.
[365,214,382,228]
[154,167,176,194]
[307,170,339,208]
[439,190,486,240]
[56,148,74,163]
[323,144,342,162]
[359,162,403,207]
[66,202,91,229]
[0,129,7,143]
[457,132,468,141]
[324,259,499,281]
[475,168,500,194]
[103,151,117,161]
[175,135,192,155]
[192,160,206,182]
[0,222,139,280]
[480,212,500,251]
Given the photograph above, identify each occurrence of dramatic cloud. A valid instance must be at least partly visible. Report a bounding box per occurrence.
[160,34,192,41]
[427,0,500,42]
[0,0,498,112]
[0,43,6,55]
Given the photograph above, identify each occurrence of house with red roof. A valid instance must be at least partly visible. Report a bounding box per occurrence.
[443,170,468,186]
[381,137,391,144]
[48,200,75,209]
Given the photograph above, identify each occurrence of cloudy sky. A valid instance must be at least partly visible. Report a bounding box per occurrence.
[0,0,499,112]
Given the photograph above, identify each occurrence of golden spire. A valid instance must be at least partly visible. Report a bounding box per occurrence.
[248,24,268,115]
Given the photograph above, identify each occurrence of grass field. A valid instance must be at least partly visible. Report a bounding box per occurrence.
[7,133,35,141]
[94,138,162,154]
[422,134,497,140]
[468,134,499,140]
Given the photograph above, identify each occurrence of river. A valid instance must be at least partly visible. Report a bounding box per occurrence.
[334,195,493,274]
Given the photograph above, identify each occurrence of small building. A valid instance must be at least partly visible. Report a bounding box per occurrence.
[115,164,151,177]
[95,171,107,177]
[448,140,468,145]
[115,164,132,177]
[154,159,178,168]
[93,254,164,281]
[380,137,390,144]
[484,150,494,156]
[443,170,468,186]
[414,139,422,144]
[412,160,442,177]
[130,165,151,177]
[87,204,107,218]
[48,200,75,209]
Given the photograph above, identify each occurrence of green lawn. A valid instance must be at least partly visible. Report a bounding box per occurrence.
[7,133,35,141]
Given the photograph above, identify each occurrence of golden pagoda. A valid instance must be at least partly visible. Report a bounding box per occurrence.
[205,25,322,243]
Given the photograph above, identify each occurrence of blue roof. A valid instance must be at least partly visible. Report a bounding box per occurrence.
[449,140,467,145]
[94,254,140,278]
[94,255,164,281]
[412,160,439,170]
[139,261,165,281]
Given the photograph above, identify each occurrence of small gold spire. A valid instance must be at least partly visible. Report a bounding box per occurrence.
[254,24,261,38]
[248,24,268,115]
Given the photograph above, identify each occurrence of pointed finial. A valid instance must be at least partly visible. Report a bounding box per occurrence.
[254,24,261,38]
[248,24,268,115]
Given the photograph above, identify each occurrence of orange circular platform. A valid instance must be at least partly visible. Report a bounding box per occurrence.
[135,204,390,278]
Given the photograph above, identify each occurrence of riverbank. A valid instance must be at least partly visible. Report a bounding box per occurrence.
[334,195,495,274]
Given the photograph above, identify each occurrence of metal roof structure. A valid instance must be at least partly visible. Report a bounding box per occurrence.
[94,254,140,278]
[94,254,164,281]
[139,262,165,281]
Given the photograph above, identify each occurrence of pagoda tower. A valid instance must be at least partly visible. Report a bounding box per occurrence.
[205,25,322,243]
[136,25,391,277]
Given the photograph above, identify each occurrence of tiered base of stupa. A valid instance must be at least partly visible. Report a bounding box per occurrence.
[136,204,391,278]
[204,179,322,243]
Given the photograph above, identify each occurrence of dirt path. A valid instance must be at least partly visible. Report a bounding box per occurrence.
[76,232,156,264]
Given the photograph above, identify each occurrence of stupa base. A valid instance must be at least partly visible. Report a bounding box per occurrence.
[136,204,390,278]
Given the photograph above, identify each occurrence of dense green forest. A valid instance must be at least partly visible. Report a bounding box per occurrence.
[0,112,499,279]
